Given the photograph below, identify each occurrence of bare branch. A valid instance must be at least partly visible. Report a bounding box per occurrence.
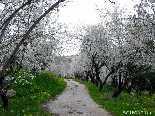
[108,0,115,4]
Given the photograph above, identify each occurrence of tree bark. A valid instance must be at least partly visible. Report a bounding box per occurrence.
[90,69,95,84]
[99,70,114,91]
[90,74,94,83]
[118,71,122,90]
[112,75,129,98]
[127,77,136,93]
[0,90,8,109]
[100,61,123,91]
[112,88,123,98]
[111,76,117,87]
[95,71,101,87]
[84,71,89,82]
[99,82,104,91]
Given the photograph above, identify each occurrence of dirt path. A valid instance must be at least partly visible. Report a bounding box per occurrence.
[40,79,112,116]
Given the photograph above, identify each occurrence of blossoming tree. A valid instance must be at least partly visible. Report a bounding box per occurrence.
[70,0,155,98]
[0,0,65,108]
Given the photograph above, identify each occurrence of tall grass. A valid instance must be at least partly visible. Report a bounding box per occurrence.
[0,69,66,115]
[74,79,155,116]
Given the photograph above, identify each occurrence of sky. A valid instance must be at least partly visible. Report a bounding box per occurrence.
[58,0,141,26]
[57,0,141,56]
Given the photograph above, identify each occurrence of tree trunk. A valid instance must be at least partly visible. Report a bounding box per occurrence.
[99,71,114,91]
[112,76,129,98]
[112,73,123,98]
[86,76,88,82]
[127,85,132,93]
[118,72,122,90]
[99,82,104,91]
[85,71,89,82]
[127,77,136,93]
[95,79,99,87]
[90,72,95,84]
[111,76,117,87]
[94,66,101,87]
[90,75,94,84]
[1,90,8,109]
[112,87,123,98]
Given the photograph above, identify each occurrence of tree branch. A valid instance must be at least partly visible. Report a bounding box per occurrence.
[0,0,62,82]
[108,0,115,4]
[0,0,33,43]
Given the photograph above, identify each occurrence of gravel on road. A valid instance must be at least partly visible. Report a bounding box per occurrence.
[40,79,113,116]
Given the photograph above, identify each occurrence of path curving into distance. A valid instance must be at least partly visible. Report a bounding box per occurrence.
[40,79,112,116]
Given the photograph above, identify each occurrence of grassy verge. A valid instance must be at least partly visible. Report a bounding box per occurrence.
[74,79,155,116]
[0,69,66,116]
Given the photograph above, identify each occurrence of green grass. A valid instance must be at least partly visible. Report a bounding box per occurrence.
[0,69,66,116]
[74,79,155,116]
[60,77,72,79]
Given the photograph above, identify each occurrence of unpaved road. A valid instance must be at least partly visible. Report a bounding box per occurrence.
[40,79,112,116]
